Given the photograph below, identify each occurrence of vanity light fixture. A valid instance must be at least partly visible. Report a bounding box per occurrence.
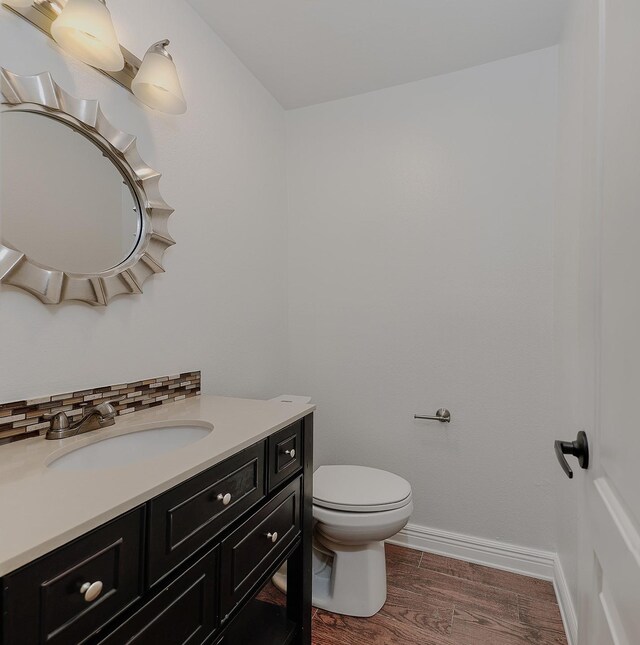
[2,1,187,115]
[132,40,187,115]
[2,0,34,8]
[51,0,124,72]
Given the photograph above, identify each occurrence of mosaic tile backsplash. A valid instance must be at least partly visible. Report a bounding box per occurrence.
[0,371,201,444]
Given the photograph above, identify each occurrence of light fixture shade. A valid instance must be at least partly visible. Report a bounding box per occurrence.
[132,40,186,115]
[51,0,124,72]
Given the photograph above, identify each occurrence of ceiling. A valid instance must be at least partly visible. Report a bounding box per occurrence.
[187,0,567,110]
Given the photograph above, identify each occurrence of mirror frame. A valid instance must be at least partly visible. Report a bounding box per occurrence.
[0,68,175,306]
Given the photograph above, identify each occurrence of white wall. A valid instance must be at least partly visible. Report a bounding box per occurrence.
[1,2,567,573]
[0,0,288,402]
[286,48,559,550]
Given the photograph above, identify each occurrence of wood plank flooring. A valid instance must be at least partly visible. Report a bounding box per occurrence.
[256,543,568,644]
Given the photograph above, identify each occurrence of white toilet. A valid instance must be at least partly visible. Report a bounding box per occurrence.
[311,465,413,617]
[267,397,412,616]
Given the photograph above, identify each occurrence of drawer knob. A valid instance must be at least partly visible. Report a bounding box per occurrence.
[80,581,103,603]
[285,449,296,459]
[266,532,278,543]
[217,493,232,506]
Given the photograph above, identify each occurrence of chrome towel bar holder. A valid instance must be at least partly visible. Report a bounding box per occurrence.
[414,408,451,423]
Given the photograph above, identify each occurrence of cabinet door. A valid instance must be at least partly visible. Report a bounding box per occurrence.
[220,477,301,620]
[2,507,144,645]
[96,547,218,645]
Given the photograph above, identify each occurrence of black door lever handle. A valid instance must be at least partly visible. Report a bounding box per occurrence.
[554,431,589,479]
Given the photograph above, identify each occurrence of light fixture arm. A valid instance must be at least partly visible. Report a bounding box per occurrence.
[148,39,173,59]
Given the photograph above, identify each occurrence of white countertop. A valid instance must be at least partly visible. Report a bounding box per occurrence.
[0,395,315,576]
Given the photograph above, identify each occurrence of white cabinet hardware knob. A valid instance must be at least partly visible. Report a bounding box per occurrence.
[80,581,103,602]
[266,532,278,543]
[285,449,296,459]
[217,493,232,506]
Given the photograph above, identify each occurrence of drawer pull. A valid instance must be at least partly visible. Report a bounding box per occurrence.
[284,449,296,459]
[217,493,232,506]
[80,581,103,603]
[266,532,278,543]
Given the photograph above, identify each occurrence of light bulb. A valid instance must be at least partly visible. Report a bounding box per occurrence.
[132,40,187,115]
[51,0,124,72]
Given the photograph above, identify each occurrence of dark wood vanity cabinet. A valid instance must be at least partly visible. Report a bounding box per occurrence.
[96,547,219,645]
[147,441,267,588]
[1,509,145,645]
[220,477,301,619]
[268,421,303,492]
[1,414,313,645]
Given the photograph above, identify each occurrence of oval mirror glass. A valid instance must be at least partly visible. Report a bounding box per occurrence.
[0,111,141,275]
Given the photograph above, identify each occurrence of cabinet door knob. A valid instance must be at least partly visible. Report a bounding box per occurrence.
[266,532,278,543]
[285,449,296,459]
[80,581,103,602]
[217,493,232,506]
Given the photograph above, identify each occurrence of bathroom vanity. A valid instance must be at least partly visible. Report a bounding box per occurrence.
[0,396,314,645]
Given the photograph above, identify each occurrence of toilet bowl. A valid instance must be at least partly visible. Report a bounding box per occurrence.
[311,465,413,617]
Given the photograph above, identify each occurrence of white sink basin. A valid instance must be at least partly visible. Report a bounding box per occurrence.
[47,423,213,471]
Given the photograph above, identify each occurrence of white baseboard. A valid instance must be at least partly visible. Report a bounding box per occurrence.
[388,522,556,579]
[387,523,578,645]
[552,555,578,645]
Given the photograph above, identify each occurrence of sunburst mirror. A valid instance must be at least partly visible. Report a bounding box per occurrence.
[0,68,175,306]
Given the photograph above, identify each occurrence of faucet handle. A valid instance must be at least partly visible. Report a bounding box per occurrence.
[80,400,120,424]
[43,411,70,429]
[93,400,120,416]
[100,397,125,409]
[80,398,121,415]
[43,412,71,439]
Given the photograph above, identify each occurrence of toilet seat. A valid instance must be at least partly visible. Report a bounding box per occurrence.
[313,465,412,513]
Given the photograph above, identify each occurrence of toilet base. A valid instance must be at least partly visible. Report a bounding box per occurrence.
[272,563,287,594]
[312,532,387,617]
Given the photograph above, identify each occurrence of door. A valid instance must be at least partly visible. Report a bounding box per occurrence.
[576,0,640,642]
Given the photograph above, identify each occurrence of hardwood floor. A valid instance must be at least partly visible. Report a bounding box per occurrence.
[310,544,568,645]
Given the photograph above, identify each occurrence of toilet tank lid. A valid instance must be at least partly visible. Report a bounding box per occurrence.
[268,394,312,404]
[313,465,412,512]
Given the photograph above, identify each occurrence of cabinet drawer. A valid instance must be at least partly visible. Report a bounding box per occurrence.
[2,507,144,645]
[268,421,303,491]
[220,476,301,619]
[96,547,218,645]
[148,442,265,586]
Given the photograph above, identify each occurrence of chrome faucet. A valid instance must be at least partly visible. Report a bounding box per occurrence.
[45,401,119,440]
